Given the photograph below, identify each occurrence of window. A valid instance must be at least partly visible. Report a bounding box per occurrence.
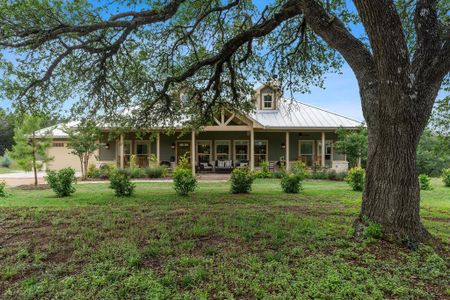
[318,140,333,168]
[197,140,212,163]
[234,140,249,162]
[254,140,268,165]
[263,93,273,109]
[52,142,65,147]
[136,142,149,156]
[136,141,150,167]
[215,140,230,160]
[299,141,314,167]
[117,140,132,168]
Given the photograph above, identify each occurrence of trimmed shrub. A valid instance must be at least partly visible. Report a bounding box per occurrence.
[442,168,450,187]
[418,174,432,190]
[145,166,167,178]
[109,169,135,197]
[46,167,77,197]
[281,173,302,193]
[0,181,8,197]
[173,167,197,196]
[230,167,254,194]
[346,167,365,191]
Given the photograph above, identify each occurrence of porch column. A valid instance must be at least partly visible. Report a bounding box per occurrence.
[119,134,124,169]
[156,132,160,164]
[321,131,325,168]
[250,128,255,171]
[191,130,196,175]
[285,131,290,171]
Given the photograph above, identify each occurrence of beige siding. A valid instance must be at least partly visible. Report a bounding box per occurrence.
[46,140,97,171]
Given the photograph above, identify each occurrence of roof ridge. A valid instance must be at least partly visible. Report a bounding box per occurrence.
[279,97,363,124]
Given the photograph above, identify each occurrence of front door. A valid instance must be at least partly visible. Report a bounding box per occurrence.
[177,141,191,163]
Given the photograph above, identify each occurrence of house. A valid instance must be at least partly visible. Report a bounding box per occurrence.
[40,83,361,174]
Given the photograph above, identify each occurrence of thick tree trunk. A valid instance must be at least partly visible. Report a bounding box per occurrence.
[355,124,430,242]
[355,85,435,243]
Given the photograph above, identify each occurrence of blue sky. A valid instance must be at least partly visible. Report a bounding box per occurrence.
[0,1,447,122]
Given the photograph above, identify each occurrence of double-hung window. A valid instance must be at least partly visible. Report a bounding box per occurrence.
[262,94,273,109]
[215,140,230,161]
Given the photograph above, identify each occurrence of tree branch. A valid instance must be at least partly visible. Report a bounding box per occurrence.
[0,0,186,48]
[302,1,374,80]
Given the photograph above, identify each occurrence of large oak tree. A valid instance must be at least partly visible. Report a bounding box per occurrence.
[0,0,449,243]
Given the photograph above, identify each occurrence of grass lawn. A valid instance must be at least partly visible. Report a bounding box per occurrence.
[0,179,448,299]
[0,167,20,174]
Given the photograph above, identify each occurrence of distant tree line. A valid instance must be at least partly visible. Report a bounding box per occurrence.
[336,95,449,177]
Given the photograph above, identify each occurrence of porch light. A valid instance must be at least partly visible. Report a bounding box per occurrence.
[171,143,176,150]
[104,143,110,149]
[281,143,286,149]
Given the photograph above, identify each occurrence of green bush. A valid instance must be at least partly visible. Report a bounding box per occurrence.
[327,169,337,180]
[109,169,135,197]
[173,168,197,196]
[308,169,328,179]
[346,167,365,191]
[254,161,272,178]
[87,164,102,178]
[46,167,77,197]
[418,174,432,190]
[272,170,286,179]
[130,168,146,178]
[87,163,117,179]
[325,170,348,181]
[442,168,450,187]
[0,153,12,168]
[335,171,348,181]
[281,173,303,193]
[291,161,307,179]
[364,222,382,239]
[145,166,167,178]
[230,167,254,194]
[0,181,8,197]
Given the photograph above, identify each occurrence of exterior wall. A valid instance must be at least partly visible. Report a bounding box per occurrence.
[255,86,279,110]
[46,130,347,171]
[46,139,97,171]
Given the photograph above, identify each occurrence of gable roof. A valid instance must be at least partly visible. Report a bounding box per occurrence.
[252,98,362,129]
[37,98,362,138]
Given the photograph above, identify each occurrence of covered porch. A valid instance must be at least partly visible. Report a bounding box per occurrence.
[96,108,348,174]
[99,130,347,174]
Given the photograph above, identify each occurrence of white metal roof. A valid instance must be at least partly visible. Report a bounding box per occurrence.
[251,98,362,129]
[35,121,79,138]
[37,98,362,138]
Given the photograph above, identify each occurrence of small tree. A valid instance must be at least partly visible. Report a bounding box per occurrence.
[10,115,52,186]
[65,121,101,180]
[335,126,368,168]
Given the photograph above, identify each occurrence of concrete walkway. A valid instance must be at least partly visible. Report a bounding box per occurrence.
[0,171,230,187]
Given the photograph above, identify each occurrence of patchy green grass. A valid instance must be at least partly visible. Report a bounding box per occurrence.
[0,178,448,299]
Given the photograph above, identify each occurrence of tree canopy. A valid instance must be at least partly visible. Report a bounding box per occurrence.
[1,1,446,126]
